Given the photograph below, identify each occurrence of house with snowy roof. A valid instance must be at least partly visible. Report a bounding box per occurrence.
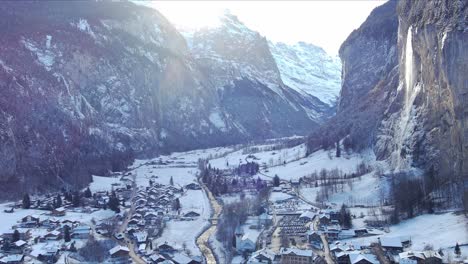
[279,247,315,264]
[109,245,129,259]
[379,237,403,252]
[235,226,256,253]
[247,249,277,264]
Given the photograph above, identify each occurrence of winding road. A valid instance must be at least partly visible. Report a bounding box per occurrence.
[196,180,222,264]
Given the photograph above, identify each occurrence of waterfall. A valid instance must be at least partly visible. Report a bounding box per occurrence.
[392,26,421,171]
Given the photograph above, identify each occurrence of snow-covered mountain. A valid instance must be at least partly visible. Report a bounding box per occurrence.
[0,3,340,193]
[181,12,336,125]
[269,41,342,106]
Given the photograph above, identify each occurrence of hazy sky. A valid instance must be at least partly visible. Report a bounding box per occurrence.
[149,1,387,55]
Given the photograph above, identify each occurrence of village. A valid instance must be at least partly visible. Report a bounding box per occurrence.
[0,141,465,264]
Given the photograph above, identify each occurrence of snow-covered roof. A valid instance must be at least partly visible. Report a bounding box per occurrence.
[0,254,24,262]
[280,247,313,257]
[241,232,257,243]
[349,253,379,264]
[109,245,129,255]
[380,237,403,248]
[299,210,316,220]
[171,253,193,264]
[14,240,27,247]
[134,231,148,243]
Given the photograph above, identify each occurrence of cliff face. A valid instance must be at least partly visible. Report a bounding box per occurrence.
[0,1,224,192]
[308,0,467,182]
[376,0,468,178]
[307,1,399,151]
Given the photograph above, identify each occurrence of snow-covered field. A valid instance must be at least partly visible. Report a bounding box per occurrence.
[210,144,376,182]
[153,189,211,255]
[299,172,390,207]
[89,175,122,192]
[341,212,467,252]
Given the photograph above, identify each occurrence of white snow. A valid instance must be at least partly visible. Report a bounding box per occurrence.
[153,189,211,255]
[341,212,467,252]
[22,39,55,71]
[89,175,122,192]
[209,111,227,131]
[269,41,341,106]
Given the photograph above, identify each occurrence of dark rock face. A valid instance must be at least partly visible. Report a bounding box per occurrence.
[0,1,220,193]
[377,0,468,178]
[0,2,330,194]
[308,0,467,181]
[307,1,399,151]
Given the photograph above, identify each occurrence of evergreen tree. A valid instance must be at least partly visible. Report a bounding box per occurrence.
[56,194,62,208]
[340,204,352,229]
[169,176,174,186]
[84,187,92,198]
[273,175,280,187]
[72,191,81,207]
[70,241,77,252]
[64,225,71,242]
[455,243,461,257]
[172,198,181,211]
[336,140,341,157]
[22,193,31,209]
[108,194,120,213]
[12,230,20,242]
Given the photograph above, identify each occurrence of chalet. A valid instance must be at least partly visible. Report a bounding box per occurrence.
[37,247,60,263]
[399,251,442,264]
[51,207,66,216]
[348,252,379,264]
[133,231,148,245]
[185,183,201,190]
[235,227,257,253]
[338,229,356,240]
[183,211,200,218]
[279,248,315,264]
[2,230,31,241]
[41,218,60,228]
[109,245,130,259]
[170,253,201,264]
[0,254,24,264]
[307,231,322,248]
[379,237,403,252]
[149,254,167,263]
[20,215,40,227]
[299,211,316,222]
[247,249,277,264]
[318,214,330,226]
[323,225,341,241]
[13,240,27,250]
[157,242,176,254]
[354,229,369,237]
[43,230,61,241]
[71,225,91,239]
[61,219,79,228]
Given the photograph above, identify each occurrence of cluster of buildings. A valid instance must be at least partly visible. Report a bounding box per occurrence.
[0,211,93,264]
